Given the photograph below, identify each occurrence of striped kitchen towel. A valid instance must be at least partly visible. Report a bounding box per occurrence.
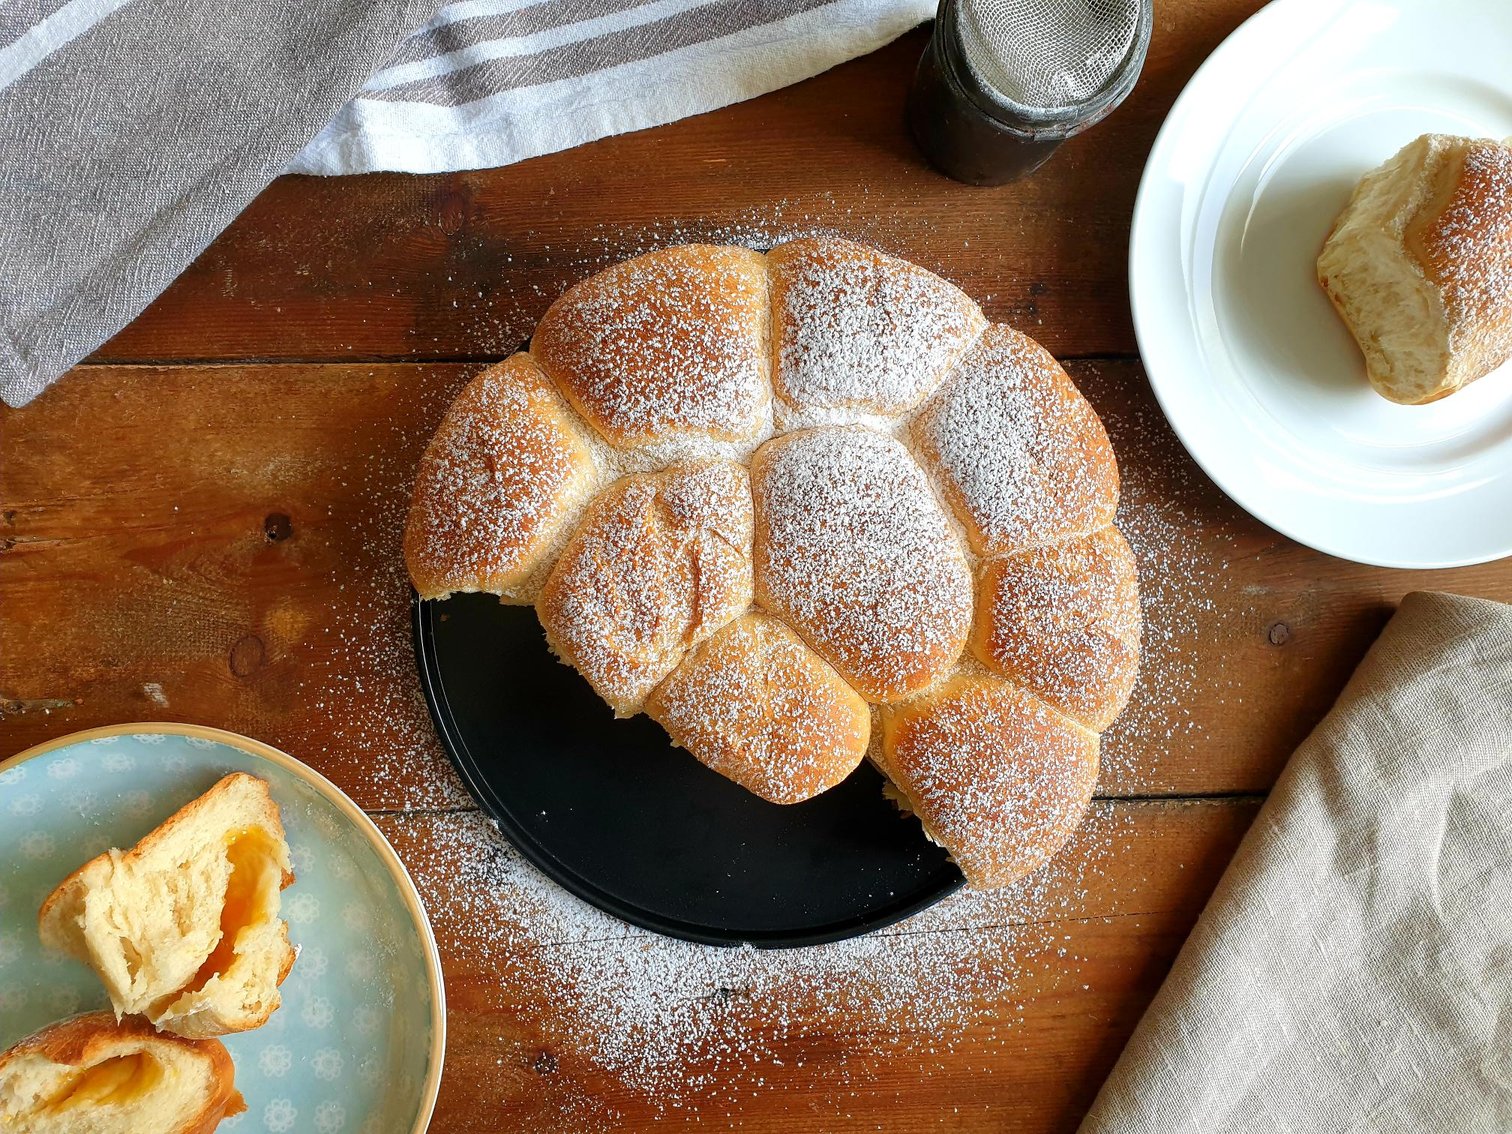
[0,0,929,408]
[293,0,932,175]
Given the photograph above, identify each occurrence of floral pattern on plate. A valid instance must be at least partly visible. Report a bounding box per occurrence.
[0,727,442,1133]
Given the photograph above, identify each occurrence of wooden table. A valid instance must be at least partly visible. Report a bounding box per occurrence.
[5,1,1510,1129]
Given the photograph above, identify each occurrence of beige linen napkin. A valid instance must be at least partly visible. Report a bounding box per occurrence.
[1081,590,1512,1134]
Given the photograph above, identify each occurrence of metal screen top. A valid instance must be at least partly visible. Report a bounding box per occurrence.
[955,0,1143,118]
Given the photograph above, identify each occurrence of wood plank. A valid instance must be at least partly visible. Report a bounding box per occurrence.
[0,363,469,811]
[379,796,1260,1132]
[88,0,1266,366]
[6,361,1508,804]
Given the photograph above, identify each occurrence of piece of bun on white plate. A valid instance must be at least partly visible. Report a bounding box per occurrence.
[38,772,295,1040]
[0,1011,244,1134]
[1318,133,1512,404]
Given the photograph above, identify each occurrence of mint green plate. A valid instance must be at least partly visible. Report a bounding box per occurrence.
[0,724,445,1134]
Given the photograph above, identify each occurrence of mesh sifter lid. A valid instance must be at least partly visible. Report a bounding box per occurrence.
[951,0,1152,134]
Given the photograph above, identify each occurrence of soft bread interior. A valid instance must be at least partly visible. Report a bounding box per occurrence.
[38,774,295,1039]
[0,1014,243,1134]
[150,826,292,1038]
[1318,135,1457,403]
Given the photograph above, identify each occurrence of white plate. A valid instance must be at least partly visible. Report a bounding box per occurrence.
[1130,0,1512,568]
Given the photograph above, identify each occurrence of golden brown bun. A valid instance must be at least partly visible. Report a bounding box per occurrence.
[39,773,295,1039]
[751,425,973,703]
[532,244,770,447]
[1318,134,1512,405]
[0,1012,245,1134]
[912,324,1118,556]
[537,459,753,716]
[646,613,870,804]
[404,354,597,601]
[971,527,1141,730]
[879,676,1098,889]
[767,236,985,415]
[408,240,1140,873]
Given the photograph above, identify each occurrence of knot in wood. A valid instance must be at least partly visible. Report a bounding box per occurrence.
[229,634,266,677]
[264,512,293,542]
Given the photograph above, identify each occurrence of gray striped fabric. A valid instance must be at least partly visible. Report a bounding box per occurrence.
[291,0,930,175]
[0,0,928,407]
[369,0,846,107]
[0,0,440,407]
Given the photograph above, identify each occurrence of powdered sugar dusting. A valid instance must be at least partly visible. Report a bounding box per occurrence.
[913,325,1118,556]
[752,427,974,702]
[884,678,1097,888]
[1428,138,1512,338]
[1083,370,1248,789]
[405,356,595,600]
[648,614,868,804]
[288,369,471,811]
[770,238,986,414]
[537,460,753,715]
[532,246,769,448]
[390,800,1140,1116]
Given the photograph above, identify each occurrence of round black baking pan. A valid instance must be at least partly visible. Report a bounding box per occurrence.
[413,592,963,948]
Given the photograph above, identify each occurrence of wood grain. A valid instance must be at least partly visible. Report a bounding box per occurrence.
[11,359,1512,804]
[88,0,1266,367]
[6,361,1510,805]
[380,796,1259,1133]
[0,362,469,811]
[5,0,1511,1129]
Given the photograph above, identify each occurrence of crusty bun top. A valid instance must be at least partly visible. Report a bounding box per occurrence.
[647,612,870,805]
[532,244,770,448]
[1409,137,1512,388]
[403,237,1140,888]
[971,527,1141,731]
[911,324,1118,556]
[751,425,973,703]
[404,353,597,601]
[879,676,1099,890]
[767,236,986,415]
[537,458,754,716]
